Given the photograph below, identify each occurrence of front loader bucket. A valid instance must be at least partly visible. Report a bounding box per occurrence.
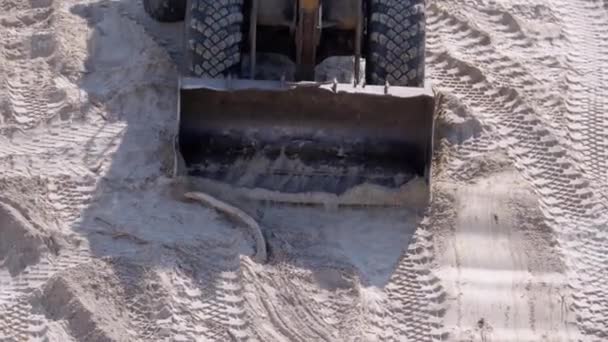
[176,77,435,207]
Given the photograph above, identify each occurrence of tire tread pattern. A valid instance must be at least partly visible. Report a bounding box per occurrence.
[187,0,244,78]
[367,0,426,87]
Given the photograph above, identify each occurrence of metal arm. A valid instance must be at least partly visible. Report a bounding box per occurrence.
[295,0,322,80]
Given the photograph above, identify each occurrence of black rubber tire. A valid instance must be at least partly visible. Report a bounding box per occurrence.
[143,0,186,22]
[185,0,245,78]
[366,0,426,87]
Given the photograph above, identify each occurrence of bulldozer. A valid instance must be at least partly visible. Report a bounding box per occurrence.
[144,0,435,207]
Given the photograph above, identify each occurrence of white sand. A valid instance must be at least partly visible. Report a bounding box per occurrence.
[1,0,607,340]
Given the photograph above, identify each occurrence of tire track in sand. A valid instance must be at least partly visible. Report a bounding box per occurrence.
[240,253,364,341]
[168,239,256,341]
[0,0,73,133]
[0,298,48,342]
[0,5,100,339]
[0,246,92,341]
[554,0,608,198]
[428,2,565,138]
[427,2,608,338]
[384,224,447,342]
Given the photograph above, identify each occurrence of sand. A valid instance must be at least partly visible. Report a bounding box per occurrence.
[1,0,607,341]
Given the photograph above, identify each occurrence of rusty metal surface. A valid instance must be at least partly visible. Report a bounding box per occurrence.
[323,0,360,29]
[256,0,360,30]
[295,0,321,80]
[176,76,435,204]
[257,0,294,27]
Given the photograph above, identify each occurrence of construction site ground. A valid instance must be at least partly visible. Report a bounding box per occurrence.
[1,0,607,341]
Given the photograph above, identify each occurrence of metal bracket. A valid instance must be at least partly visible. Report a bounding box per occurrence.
[226,73,234,90]
[354,0,363,85]
[249,0,259,80]
[295,0,321,81]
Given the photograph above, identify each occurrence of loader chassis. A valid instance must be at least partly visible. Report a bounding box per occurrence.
[256,0,359,29]
[252,0,361,79]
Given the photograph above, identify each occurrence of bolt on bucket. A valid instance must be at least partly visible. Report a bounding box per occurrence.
[175,77,435,208]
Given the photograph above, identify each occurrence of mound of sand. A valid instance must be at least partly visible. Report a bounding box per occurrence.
[0,201,59,275]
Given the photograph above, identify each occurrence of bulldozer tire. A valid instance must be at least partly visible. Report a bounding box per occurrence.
[143,0,186,22]
[366,0,426,87]
[185,0,244,78]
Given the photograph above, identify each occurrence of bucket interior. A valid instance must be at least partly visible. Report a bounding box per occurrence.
[178,86,434,196]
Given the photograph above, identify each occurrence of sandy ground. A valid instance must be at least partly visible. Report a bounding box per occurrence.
[1,0,607,341]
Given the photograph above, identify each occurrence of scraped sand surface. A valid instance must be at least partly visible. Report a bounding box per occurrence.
[1,0,607,341]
